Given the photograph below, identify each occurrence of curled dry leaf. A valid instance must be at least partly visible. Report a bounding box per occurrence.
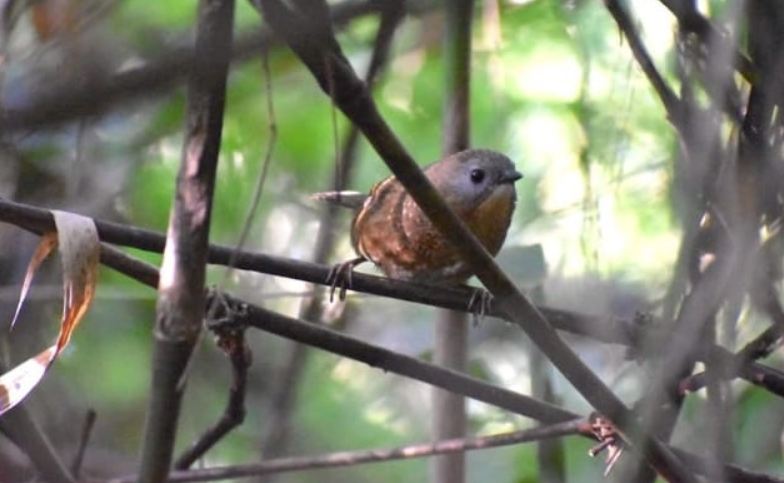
[10,232,58,329]
[0,210,100,416]
[51,210,100,352]
[0,346,56,412]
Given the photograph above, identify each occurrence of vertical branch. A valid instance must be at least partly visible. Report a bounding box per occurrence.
[530,287,565,483]
[432,2,473,483]
[137,0,234,481]
[441,1,472,155]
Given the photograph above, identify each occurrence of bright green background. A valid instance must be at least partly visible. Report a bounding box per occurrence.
[2,0,782,481]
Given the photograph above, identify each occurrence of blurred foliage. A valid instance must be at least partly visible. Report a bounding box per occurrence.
[0,0,782,482]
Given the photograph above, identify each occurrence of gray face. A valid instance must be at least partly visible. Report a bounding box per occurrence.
[426,149,523,213]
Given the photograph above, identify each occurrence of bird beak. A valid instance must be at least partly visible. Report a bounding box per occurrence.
[500,170,523,184]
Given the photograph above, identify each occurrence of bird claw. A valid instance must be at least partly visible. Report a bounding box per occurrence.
[206,287,248,329]
[326,257,365,302]
[467,287,493,326]
[588,413,625,476]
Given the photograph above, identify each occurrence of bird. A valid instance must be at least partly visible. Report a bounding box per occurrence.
[315,149,523,300]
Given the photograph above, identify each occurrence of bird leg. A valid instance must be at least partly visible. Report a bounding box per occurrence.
[588,413,625,476]
[326,257,367,302]
[206,287,248,329]
[465,286,493,325]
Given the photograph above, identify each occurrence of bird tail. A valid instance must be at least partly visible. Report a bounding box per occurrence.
[310,190,368,209]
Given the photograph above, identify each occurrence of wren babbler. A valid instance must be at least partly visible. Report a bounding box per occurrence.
[320,149,522,295]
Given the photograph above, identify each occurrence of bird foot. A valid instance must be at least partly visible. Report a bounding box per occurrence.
[588,413,625,476]
[466,287,493,326]
[326,257,366,302]
[206,287,248,329]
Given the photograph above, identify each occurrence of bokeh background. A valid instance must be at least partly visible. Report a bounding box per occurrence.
[0,0,782,481]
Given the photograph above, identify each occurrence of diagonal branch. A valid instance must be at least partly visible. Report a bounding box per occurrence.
[0,402,75,483]
[102,248,783,483]
[680,283,784,396]
[603,0,682,125]
[250,1,695,480]
[658,0,756,82]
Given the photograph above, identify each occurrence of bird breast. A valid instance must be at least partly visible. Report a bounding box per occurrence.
[352,178,516,283]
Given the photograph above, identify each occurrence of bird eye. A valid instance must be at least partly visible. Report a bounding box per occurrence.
[470,168,485,184]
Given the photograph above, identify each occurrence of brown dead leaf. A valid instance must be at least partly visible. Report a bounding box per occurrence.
[0,210,99,415]
[0,346,56,413]
[10,232,57,329]
[51,210,100,353]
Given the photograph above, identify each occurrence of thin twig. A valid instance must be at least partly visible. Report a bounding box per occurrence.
[208,43,277,303]
[681,270,784,397]
[70,408,97,478]
[0,399,75,483]
[658,0,756,83]
[114,419,588,482]
[603,0,683,125]
[174,327,251,469]
[679,345,784,397]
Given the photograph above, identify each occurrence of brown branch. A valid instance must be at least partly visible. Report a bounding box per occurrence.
[0,404,75,483]
[175,327,251,469]
[251,1,696,480]
[223,293,575,423]
[603,7,753,483]
[658,0,756,83]
[680,344,784,397]
[114,419,588,482]
[673,0,784,402]
[7,229,777,483]
[603,0,683,125]
[9,198,784,397]
[137,0,234,481]
[70,409,97,478]
[252,0,634,417]
[680,269,784,398]
[0,196,634,345]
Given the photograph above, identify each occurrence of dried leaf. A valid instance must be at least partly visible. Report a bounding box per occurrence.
[10,232,57,329]
[0,210,99,416]
[51,210,100,353]
[0,346,56,413]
